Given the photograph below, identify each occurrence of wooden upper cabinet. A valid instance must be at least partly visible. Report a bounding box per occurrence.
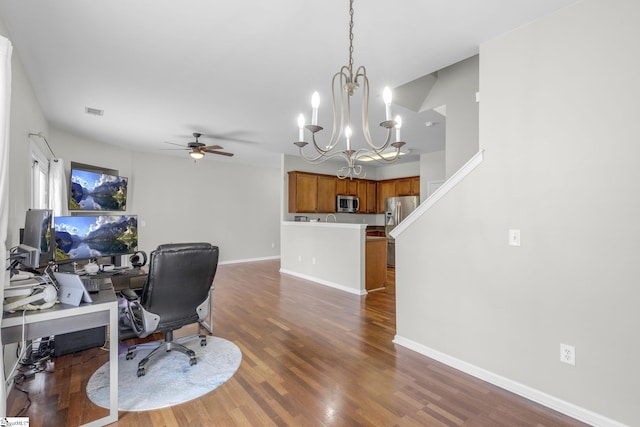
[365,180,377,213]
[317,175,337,213]
[377,180,396,213]
[288,171,318,213]
[336,179,358,196]
[288,171,337,213]
[411,176,420,197]
[396,178,412,196]
[396,177,420,196]
[354,179,378,214]
[376,176,420,212]
[289,171,417,214]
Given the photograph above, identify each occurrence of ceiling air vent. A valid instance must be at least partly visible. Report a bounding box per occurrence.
[85,107,104,116]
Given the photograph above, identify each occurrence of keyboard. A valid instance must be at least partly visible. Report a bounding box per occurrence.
[81,277,112,293]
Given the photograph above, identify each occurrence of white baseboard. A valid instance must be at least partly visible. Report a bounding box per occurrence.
[219,255,280,265]
[279,268,366,296]
[393,335,627,427]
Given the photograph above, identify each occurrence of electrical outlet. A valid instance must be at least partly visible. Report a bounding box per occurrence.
[560,343,575,366]
[509,229,521,246]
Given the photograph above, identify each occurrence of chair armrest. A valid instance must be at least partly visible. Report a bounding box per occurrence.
[120,288,139,301]
[125,300,160,338]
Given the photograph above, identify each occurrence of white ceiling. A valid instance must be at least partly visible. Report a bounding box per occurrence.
[0,0,578,168]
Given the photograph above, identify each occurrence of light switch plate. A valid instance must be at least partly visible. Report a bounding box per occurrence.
[509,229,521,246]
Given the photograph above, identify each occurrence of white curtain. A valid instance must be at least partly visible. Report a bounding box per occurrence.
[0,35,13,417]
[48,158,68,216]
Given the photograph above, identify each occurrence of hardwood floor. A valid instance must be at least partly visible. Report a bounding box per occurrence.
[7,260,588,426]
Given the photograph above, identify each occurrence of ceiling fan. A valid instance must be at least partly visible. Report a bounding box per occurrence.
[163,132,234,159]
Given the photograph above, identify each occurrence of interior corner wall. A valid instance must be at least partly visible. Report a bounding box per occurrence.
[421,55,478,179]
[1,13,50,401]
[50,128,281,264]
[419,150,445,201]
[0,18,49,250]
[395,0,640,425]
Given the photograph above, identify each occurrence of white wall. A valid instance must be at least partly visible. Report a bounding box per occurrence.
[421,56,479,178]
[419,150,445,200]
[0,20,49,249]
[1,14,51,404]
[280,222,366,295]
[396,1,639,425]
[51,128,281,263]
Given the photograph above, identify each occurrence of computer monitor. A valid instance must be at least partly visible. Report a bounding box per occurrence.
[22,209,53,265]
[69,167,128,211]
[53,214,138,262]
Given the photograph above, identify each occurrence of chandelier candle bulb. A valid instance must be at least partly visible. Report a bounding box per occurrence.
[292,0,408,179]
[298,114,305,141]
[311,91,320,125]
[383,87,393,120]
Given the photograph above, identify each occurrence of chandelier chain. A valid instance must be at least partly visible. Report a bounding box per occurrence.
[348,0,354,74]
[294,0,406,180]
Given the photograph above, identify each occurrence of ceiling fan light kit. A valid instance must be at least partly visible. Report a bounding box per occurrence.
[294,0,406,180]
[164,132,234,160]
[189,147,204,160]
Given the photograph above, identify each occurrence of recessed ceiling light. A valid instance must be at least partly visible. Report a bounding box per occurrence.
[85,107,104,116]
[358,149,410,162]
[425,121,435,127]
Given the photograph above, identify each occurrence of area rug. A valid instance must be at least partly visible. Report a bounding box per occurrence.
[86,336,242,411]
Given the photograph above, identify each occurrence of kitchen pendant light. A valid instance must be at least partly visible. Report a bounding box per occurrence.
[294,0,406,179]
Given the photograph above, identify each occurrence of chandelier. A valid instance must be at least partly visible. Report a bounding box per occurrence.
[294,0,406,180]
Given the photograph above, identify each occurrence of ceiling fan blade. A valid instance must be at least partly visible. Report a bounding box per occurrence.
[201,144,223,150]
[203,150,234,157]
[160,147,189,151]
[163,141,187,147]
[208,135,254,144]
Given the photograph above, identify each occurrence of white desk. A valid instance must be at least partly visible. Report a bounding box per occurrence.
[2,287,119,426]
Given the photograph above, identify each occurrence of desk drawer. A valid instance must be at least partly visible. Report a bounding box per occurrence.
[111,273,146,291]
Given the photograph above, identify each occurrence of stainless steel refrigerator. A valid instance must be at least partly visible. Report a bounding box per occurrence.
[385,196,419,267]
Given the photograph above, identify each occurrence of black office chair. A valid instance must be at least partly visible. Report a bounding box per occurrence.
[123,242,219,377]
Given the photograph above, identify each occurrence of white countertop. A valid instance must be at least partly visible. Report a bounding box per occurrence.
[282,221,367,229]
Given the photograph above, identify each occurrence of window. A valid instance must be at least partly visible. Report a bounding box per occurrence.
[30,142,49,209]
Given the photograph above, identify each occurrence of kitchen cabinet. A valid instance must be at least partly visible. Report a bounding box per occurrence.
[358,180,377,214]
[366,237,387,291]
[317,175,337,213]
[396,176,420,196]
[289,171,417,214]
[337,178,377,213]
[377,180,396,213]
[289,172,317,213]
[336,179,358,196]
[366,181,377,213]
[288,171,337,213]
[376,176,420,212]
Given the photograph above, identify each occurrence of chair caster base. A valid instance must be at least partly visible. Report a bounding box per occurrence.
[137,367,146,377]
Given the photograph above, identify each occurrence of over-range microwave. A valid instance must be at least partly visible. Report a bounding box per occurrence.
[336,195,359,213]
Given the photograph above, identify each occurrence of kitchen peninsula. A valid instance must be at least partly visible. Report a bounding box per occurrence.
[280,221,386,294]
